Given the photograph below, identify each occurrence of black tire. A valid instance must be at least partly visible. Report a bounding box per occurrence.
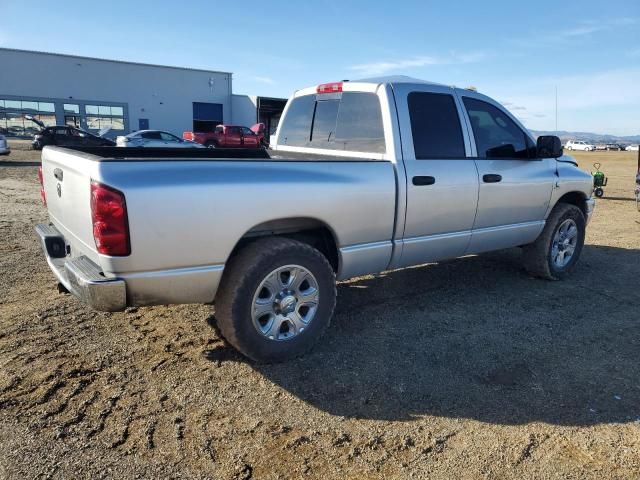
[204,140,217,149]
[594,187,604,198]
[522,203,586,280]
[214,237,336,363]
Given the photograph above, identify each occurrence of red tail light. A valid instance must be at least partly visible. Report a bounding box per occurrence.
[37,166,46,206]
[90,181,130,256]
[183,131,194,141]
[316,82,343,94]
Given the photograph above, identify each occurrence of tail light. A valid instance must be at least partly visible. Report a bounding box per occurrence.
[90,181,130,256]
[317,82,343,94]
[37,166,46,206]
[183,132,194,141]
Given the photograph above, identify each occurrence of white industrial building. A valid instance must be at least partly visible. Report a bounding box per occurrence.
[0,48,285,138]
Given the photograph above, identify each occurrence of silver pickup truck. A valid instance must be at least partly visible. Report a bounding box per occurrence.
[36,76,594,362]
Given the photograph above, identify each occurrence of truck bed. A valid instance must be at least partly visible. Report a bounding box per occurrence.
[39,145,398,308]
[58,146,387,162]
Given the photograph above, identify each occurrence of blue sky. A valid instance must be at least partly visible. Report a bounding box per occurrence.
[1,0,639,135]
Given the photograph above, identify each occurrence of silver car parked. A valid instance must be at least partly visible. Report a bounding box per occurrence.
[116,130,204,148]
[0,134,10,155]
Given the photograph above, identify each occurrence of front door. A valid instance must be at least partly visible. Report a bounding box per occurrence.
[459,94,555,253]
[240,127,259,147]
[394,85,480,267]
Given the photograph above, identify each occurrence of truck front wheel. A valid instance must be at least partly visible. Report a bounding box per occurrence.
[214,237,337,362]
[522,203,586,280]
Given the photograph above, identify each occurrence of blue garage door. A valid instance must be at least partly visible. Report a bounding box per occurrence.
[193,102,223,132]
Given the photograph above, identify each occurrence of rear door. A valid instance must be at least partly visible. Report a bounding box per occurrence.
[458,93,555,253]
[53,127,71,146]
[160,132,184,147]
[140,131,163,147]
[225,127,243,147]
[394,84,480,267]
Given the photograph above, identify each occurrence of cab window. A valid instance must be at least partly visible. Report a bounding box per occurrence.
[278,92,385,153]
[408,92,465,159]
[463,97,532,159]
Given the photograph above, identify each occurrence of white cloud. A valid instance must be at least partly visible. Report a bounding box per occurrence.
[252,76,275,85]
[349,52,486,76]
[514,17,639,47]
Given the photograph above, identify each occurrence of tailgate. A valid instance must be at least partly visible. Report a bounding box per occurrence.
[41,147,100,263]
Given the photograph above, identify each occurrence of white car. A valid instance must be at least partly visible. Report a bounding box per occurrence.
[565,140,595,151]
[116,130,204,148]
[0,134,10,155]
[625,144,639,152]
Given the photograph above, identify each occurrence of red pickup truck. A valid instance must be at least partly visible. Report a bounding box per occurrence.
[183,124,266,148]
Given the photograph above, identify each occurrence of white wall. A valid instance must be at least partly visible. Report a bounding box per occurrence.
[0,48,232,135]
[231,94,258,126]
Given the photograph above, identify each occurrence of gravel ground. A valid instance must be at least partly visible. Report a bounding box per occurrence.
[1,143,639,479]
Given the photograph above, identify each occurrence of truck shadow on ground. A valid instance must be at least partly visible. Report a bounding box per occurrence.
[206,244,640,426]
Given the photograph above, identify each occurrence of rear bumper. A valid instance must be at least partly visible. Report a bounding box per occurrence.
[585,198,595,225]
[35,223,126,312]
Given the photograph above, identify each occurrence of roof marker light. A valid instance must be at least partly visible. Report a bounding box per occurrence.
[316,82,343,94]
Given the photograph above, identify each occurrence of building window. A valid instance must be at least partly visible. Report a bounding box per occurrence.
[0,98,57,136]
[84,104,126,131]
[64,104,80,114]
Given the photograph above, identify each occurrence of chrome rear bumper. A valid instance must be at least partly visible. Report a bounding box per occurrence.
[35,224,126,312]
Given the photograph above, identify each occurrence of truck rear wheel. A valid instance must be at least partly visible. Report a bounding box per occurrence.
[522,203,585,280]
[214,237,336,362]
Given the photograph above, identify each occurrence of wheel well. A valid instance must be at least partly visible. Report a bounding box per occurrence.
[556,191,588,216]
[229,218,340,272]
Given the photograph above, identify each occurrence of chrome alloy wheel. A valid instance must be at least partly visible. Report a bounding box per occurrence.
[551,219,578,268]
[251,265,320,341]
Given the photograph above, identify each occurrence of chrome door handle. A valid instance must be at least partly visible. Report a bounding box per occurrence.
[412,176,436,186]
[483,174,502,183]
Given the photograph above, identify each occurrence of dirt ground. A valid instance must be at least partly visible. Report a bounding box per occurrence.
[1,142,639,479]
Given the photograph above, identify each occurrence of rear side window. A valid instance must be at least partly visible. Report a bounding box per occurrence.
[408,92,465,159]
[278,92,385,153]
[463,97,531,159]
[141,131,162,140]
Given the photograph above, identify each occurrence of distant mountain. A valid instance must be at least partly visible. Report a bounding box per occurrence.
[531,130,640,144]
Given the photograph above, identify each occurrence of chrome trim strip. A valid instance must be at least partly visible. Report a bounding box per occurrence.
[340,240,392,253]
[116,263,225,279]
[399,220,546,246]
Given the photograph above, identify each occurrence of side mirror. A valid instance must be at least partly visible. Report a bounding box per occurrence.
[536,135,563,158]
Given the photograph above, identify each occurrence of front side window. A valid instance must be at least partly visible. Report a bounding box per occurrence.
[240,127,254,136]
[463,97,530,159]
[408,92,465,159]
